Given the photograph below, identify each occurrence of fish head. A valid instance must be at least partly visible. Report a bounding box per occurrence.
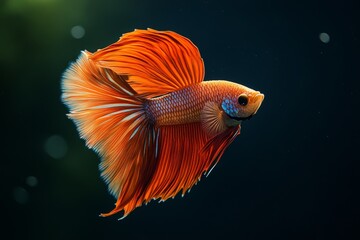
[220,83,264,126]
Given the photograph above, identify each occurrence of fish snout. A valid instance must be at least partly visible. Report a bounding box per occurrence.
[252,92,264,115]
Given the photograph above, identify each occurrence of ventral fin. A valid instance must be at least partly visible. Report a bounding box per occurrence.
[91,28,205,98]
[201,102,228,136]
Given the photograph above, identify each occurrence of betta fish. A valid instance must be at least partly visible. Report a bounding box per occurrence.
[62,28,264,219]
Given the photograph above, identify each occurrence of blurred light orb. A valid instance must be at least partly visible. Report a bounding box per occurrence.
[44,135,68,159]
[13,187,29,204]
[71,25,85,39]
[26,176,38,187]
[319,32,330,43]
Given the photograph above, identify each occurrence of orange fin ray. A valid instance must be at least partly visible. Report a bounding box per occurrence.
[201,125,241,176]
[91,28,205,97]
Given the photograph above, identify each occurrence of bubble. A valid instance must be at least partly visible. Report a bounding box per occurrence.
[71,25,85,39]
[44,135,68,159]
[13,187,29,204]
[319,32,330,43]
[26,176,38,187]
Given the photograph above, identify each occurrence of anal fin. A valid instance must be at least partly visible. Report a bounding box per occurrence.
[142,123,240,203]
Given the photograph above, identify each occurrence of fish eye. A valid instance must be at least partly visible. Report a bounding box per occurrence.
[238,94,248,106]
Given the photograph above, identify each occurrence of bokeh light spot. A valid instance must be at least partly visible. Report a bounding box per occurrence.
[13,187,29,204]
[26,176,38,187]
[319,32,330,43]
[71,25,85,39]
[44,135,68,159]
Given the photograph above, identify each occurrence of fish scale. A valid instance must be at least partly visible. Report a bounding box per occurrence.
[147,80,240,126]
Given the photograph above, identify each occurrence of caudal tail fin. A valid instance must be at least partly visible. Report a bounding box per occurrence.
[62,51,158,218]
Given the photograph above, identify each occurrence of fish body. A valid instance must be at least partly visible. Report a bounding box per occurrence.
[147,80,263,127]
[62,29,264,219]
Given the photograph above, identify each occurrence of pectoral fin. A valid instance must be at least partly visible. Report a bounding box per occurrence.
[201,102,228,136]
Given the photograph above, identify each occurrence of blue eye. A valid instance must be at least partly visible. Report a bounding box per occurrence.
[238,95,248,106]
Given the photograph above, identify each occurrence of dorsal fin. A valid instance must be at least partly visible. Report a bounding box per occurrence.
[90,28,205,97]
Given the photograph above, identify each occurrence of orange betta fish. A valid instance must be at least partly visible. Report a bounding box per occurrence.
[62,28,264,219]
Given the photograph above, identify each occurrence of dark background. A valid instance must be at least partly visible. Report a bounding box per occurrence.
[1,0,359,239]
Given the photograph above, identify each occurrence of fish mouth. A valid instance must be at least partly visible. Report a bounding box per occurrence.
[253,93,264,114]
[225,113,253,121]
